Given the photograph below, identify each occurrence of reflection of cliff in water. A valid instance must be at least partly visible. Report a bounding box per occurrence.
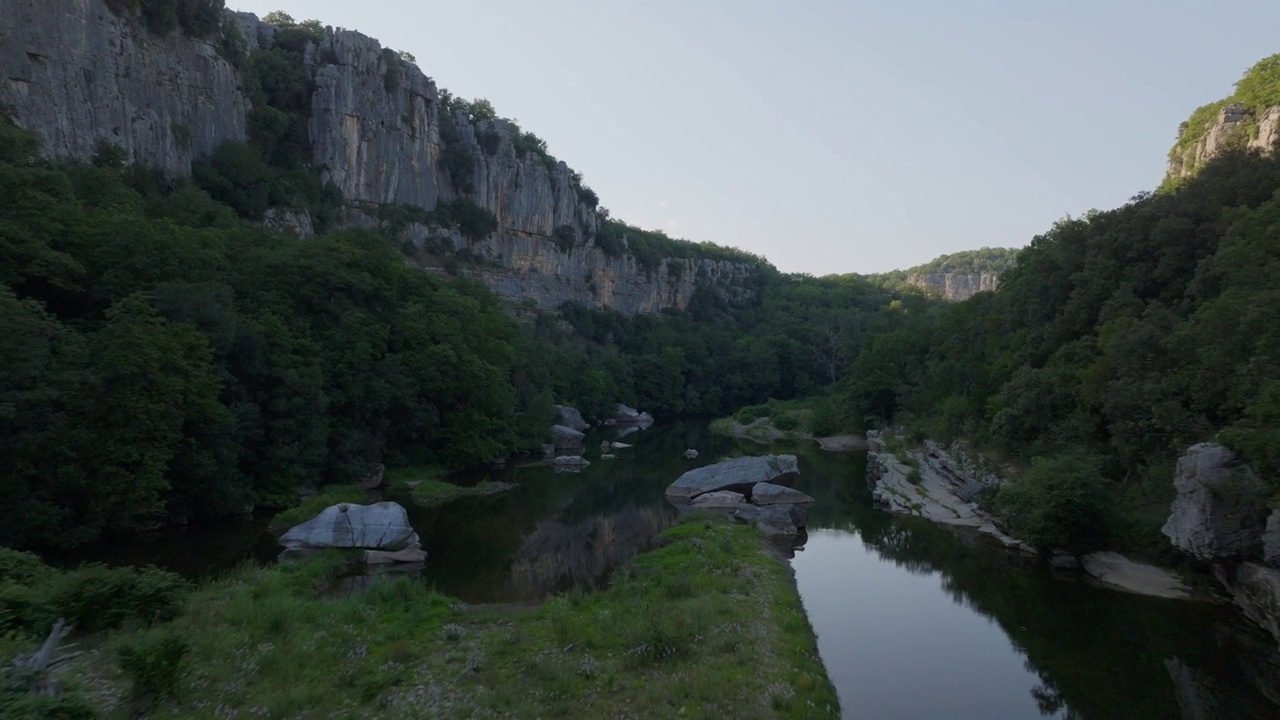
[505,504,678,601]
[806,450,1280,720]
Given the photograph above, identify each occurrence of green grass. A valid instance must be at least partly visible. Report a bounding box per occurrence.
[408,479,514,506]
[52,515,839,719]
[267,485,368,531]
[384,465,450,487]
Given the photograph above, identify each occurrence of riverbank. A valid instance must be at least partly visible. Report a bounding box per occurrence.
[709,399,863,453]
[36,514,838,719]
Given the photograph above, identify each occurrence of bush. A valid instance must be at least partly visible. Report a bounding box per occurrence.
[995,455,1110,553]
[551,225,576,253]
[435,199,497,240]
[44,566,188,633]
[772,414,799,431]
[807,398,843,436]
[0,549,49,586]
[116,628,190,711]
[734,404,770,424]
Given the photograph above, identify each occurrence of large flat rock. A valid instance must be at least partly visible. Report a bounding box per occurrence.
[1082,552,1193,600]
[665,455,799,501]
[752,482,814,505]
[280,501,419,551]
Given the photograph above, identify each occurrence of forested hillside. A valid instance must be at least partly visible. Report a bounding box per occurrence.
[0,115,896,550]
[840,149,1280,554]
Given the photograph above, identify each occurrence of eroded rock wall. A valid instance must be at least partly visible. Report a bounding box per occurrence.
[0,0,249,175]
[906,272,999,301]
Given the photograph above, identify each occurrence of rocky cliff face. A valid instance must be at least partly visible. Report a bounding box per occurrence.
[1167,102,1280,183]
[1163,443,1280,647]
[0,0,249,175]
[0,2,758,314]
[906,273,999,301]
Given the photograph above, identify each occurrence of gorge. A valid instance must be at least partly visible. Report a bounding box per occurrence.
[2,2,1280,718]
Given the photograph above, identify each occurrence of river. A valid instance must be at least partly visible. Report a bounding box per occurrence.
[68,419,1280,719]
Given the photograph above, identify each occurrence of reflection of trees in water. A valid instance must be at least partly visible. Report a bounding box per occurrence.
[506,504,678,601]
[845,486,1280,719]
[793,444,1280,718]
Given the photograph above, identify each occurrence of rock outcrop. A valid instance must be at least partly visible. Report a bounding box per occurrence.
[1167,102,1280,182]
[864,431,1024,543]
[1081,552,1193,600]
[0,2,761,314]
[664,455,799,500]
[665,455,811,547]
[553,405,587,432]
[0,0,249,175]
[279,501,424,563]
[1266,511,1280,568]
[1162,443,1269,561]
[551,424,585,449]
[906,273,999,301]
[1227,563,1280,647]
[1163,443,1280,645]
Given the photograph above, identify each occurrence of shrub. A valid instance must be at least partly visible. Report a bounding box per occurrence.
[995,454,1110,553]
[44,565,188,633]
[477,129,502,156]
[734,404,769,424]
[116,628,190,711]
[551,225,576,253]
[0,549,49,586]
[807,398,843,436]
[575,184,599,207]
[435,199,497,240]
[772,414,799,431]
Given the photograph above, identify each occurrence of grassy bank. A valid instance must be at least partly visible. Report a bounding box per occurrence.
[22,515,837,719]
[386,467,515,507]
[711,397,857,449]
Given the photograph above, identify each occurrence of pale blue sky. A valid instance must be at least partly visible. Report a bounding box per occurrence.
[233,1,1280,274]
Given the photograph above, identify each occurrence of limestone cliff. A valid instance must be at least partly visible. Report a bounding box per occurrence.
[906,272,999,301]
[1165,53,1280,184]
[0,1,760,314]
[0,0,249,175]
[1166,102,1280,182]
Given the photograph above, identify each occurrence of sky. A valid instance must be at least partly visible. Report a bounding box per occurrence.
[232,1,1280,274]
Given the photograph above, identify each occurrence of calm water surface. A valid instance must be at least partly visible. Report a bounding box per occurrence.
[70,420,1280,719]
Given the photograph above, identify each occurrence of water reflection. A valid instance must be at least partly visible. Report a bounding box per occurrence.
[61,420,1280,718]
[789,448,1280,720]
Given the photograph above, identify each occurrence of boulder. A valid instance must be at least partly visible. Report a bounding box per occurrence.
[734,503,809,540]
[1230,563,1280,647]
[1162,443,1269,561]
[540,443,556,456]
[359,463,385,490]
[684,449,698,459]
[554,404,587,432]
[692,490,749,509]
[665,455,800,501]
[364,544,427,565]
[1266,510,1280,568]
[751,482,814,506]
[1081,552,1192,600]
[280,502,419,551]
[552,424,586,449]
[552,455,590,468]
[614,404,654,426]
[1049,549,1079,570]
